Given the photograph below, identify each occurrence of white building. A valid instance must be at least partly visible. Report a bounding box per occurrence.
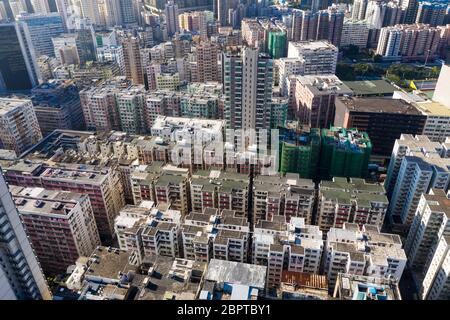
[325,223,406,290]
[0,173,52,300]
[416,101,450,143]
[421,235,450,299]
[433,64,450,108]
[0,98,42,155]
[405,191,450,275]
[253,216,324,289]
[276,58,305,96]
[287,41,338,75]
[385,135,450,228]
[341,19,369,48]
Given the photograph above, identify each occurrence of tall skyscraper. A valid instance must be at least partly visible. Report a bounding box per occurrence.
[164,0,179,37]
[0,23,40,92]
[0,172,52,300]
[17,12,65,57]
[222,47,273,130]
[122,35,144,84]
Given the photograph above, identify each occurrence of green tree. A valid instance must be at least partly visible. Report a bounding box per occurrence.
[336,63,355,81]
[373,54,383,63]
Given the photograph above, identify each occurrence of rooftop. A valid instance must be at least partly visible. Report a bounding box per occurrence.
[205,259,267,289]
[289,40,338,52]
[11,186,86,217]
[343,80,397,96]
[134,256,205,300]
[0,98,31,115]
[85,247,136,281]
[296,75,353,95]
[337,96,423,115]
[416,101,450,117]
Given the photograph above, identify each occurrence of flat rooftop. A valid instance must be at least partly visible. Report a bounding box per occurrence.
[416,101,450,116]
[338,96,423,115]
[343,80,396,96]
[85,247,135,281]
[135,255,205,300]
[296,75,353,95]
[0,98,30,115]
[11,186,85,216]
[289,40,338,52]
[205,259,267,289]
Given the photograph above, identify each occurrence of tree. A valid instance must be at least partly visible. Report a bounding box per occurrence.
[373,54,383,63]
[336,63,355,81]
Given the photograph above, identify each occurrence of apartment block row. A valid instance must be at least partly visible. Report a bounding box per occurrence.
[404,191,450,299]
[1,161,125,242]
[384,134,450,233]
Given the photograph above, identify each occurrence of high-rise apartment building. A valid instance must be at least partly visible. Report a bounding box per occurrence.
[318,177,388,233]
[288,41,338,75]
[122,35,144,85]
[415,1,447,26]
[31,79,85,136]
[421,235,450,299]
[352,0,369,20]
[385,135,450,229]
[0,172,51,300]
[222,46,273,130]
[325,223,406,290]
[52,33,80,65]
[341,19,369,48]
[116,86,145,134]
[292,75,352,128]
[0,98,43,155]
[241,18,266,51]
[401,0,419,24]
[78,0,102,25]
[376,24,442,60]
[79,77,128,132]
[11,186,101,275]
[289,9,344,47]
[405,191,450,277]
[3,161,126,242]
[254,216,323,289]
[253,174,315,224]
[165,0,179,37]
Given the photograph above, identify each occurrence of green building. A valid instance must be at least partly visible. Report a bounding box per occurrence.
[319,127,372,179]
[279,128,321,179]
[267,31,287,59]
